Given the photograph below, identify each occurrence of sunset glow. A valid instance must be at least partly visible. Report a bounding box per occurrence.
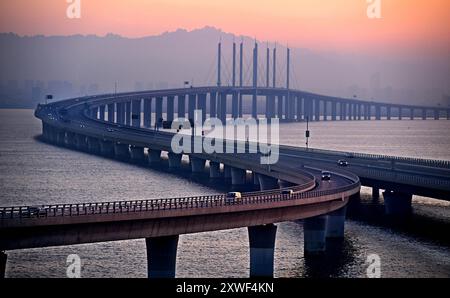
[0,0,449,57]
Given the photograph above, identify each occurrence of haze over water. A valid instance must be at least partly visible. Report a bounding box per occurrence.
[0,109,449,278]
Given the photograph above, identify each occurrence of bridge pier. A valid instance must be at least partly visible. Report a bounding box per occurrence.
[130,146,145,163]
[304,215,328,255]
[107,103,115,122]
[148,150,161,164]
[230,167,246,186]
[326,206,347,238]
[145,235,179,278]
[190,157,205,173]
[0,251,6,278]
[257,174,278,190]
[383,190,412,216]
[114,143,130,160]
[132,99,141,127]
[248,224,277,277]
[66,132,77,148]
[87,137,101,155]
[168,152,182,169]
[75,134,88,151]
[223,165,232,179]
[209,161,221,178]
[56,130,66,146]
[99,140,115,157]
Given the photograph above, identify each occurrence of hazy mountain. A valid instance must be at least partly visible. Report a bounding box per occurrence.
[0,26,448,108]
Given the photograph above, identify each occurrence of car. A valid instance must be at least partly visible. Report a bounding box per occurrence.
[337,160,348,167]
[321,171,332,181]
[106,128,115,132]
[281,189,294,196]
[79,124,86,128]
[225,192,242,205]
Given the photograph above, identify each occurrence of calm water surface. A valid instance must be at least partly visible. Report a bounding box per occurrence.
[1,109,449,278]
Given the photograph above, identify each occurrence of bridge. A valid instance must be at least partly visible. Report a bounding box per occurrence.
[1,42,450,279]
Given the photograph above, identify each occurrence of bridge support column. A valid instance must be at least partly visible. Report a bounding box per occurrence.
[75,134,88,151]
[99,105,106,121]
[372,187,380,199]
[0,251,6,278]
[107,103,115,122]
[304,215,328,255]
[145,235,179,278]
[326,206,347,238]
[66,132,77,148]
[434,109,439,120]
[114,143,129,160]
[223,165,231,179]
[130,146,145,163]
[257,174,278,190]
[209,161,221,178]
[178,94,186,118]
[190,157,205,173]
[143,98,152,128]
[132,99,141,127]
[167,96,175,122]
[116,102,125,124]
[383,190,412,216]
[422,109,427,120]
[168,152,182,169]
[148,150,161,164]
[231,167,246,185]
[375,105,381,120]
[56,130,66,146]
[100,140,115,157]
[248,224,277,277]
[87,137,100,154]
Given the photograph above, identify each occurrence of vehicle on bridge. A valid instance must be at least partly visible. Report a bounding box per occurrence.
[26,206,47,217]
[225,192,242,205]
[281,189,294,196]
[321,171,332,181]
[338,160,348,167]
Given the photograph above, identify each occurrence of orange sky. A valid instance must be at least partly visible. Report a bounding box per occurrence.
[0,0,449,57]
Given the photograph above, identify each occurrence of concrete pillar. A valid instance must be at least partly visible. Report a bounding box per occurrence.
[387,106,391,120]
[116,102,125,124]
[131,99,141,127]
[358,104,362,120]
[130,146,145,163]
[323,101,328,121]
[296,96,303,121]
[326,206,347,238]
[75,134,88,151]
[56,130,66,146]
[114,143,129,160]
[447,109,450,120]
[99,140,115,157]
[257,174,278,190]
[190,157,205,173]
[410,108,414,120]
[146,235,179,278]
[231,167,246,185]
[178,94,186,118]
[304,215,328,254]
[66,132,77,148]
[232,92,239,119]
[223,165,232,179]
[277,95,283,119]
[125,102,131,125]
[167,96,175,122]
[148,149,161,164]
[219,93,227,122]
[188,94,196,122]
[168,152,182,169]
[209,92,216,118]
[248,224,277,277]
[383,190,412,216]
[107,103,115,122]
[155,97,163,127]
[99,105,106,121]
[143,98,152,128]
[0,251,6,278]
[197,94,206,121]
[87,137,100,154]
[375,105,381,120]
[209,161,221,178]
[331,101,337,121]
[422,109,427,120]
[434,109,439,120]
[372,187,380,199]
[314,99,320,121]
[398,107,403,120]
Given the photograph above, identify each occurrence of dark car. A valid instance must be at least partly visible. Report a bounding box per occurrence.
[337,160,348,167]
[321,171,332,181]
[281,189,294,196]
